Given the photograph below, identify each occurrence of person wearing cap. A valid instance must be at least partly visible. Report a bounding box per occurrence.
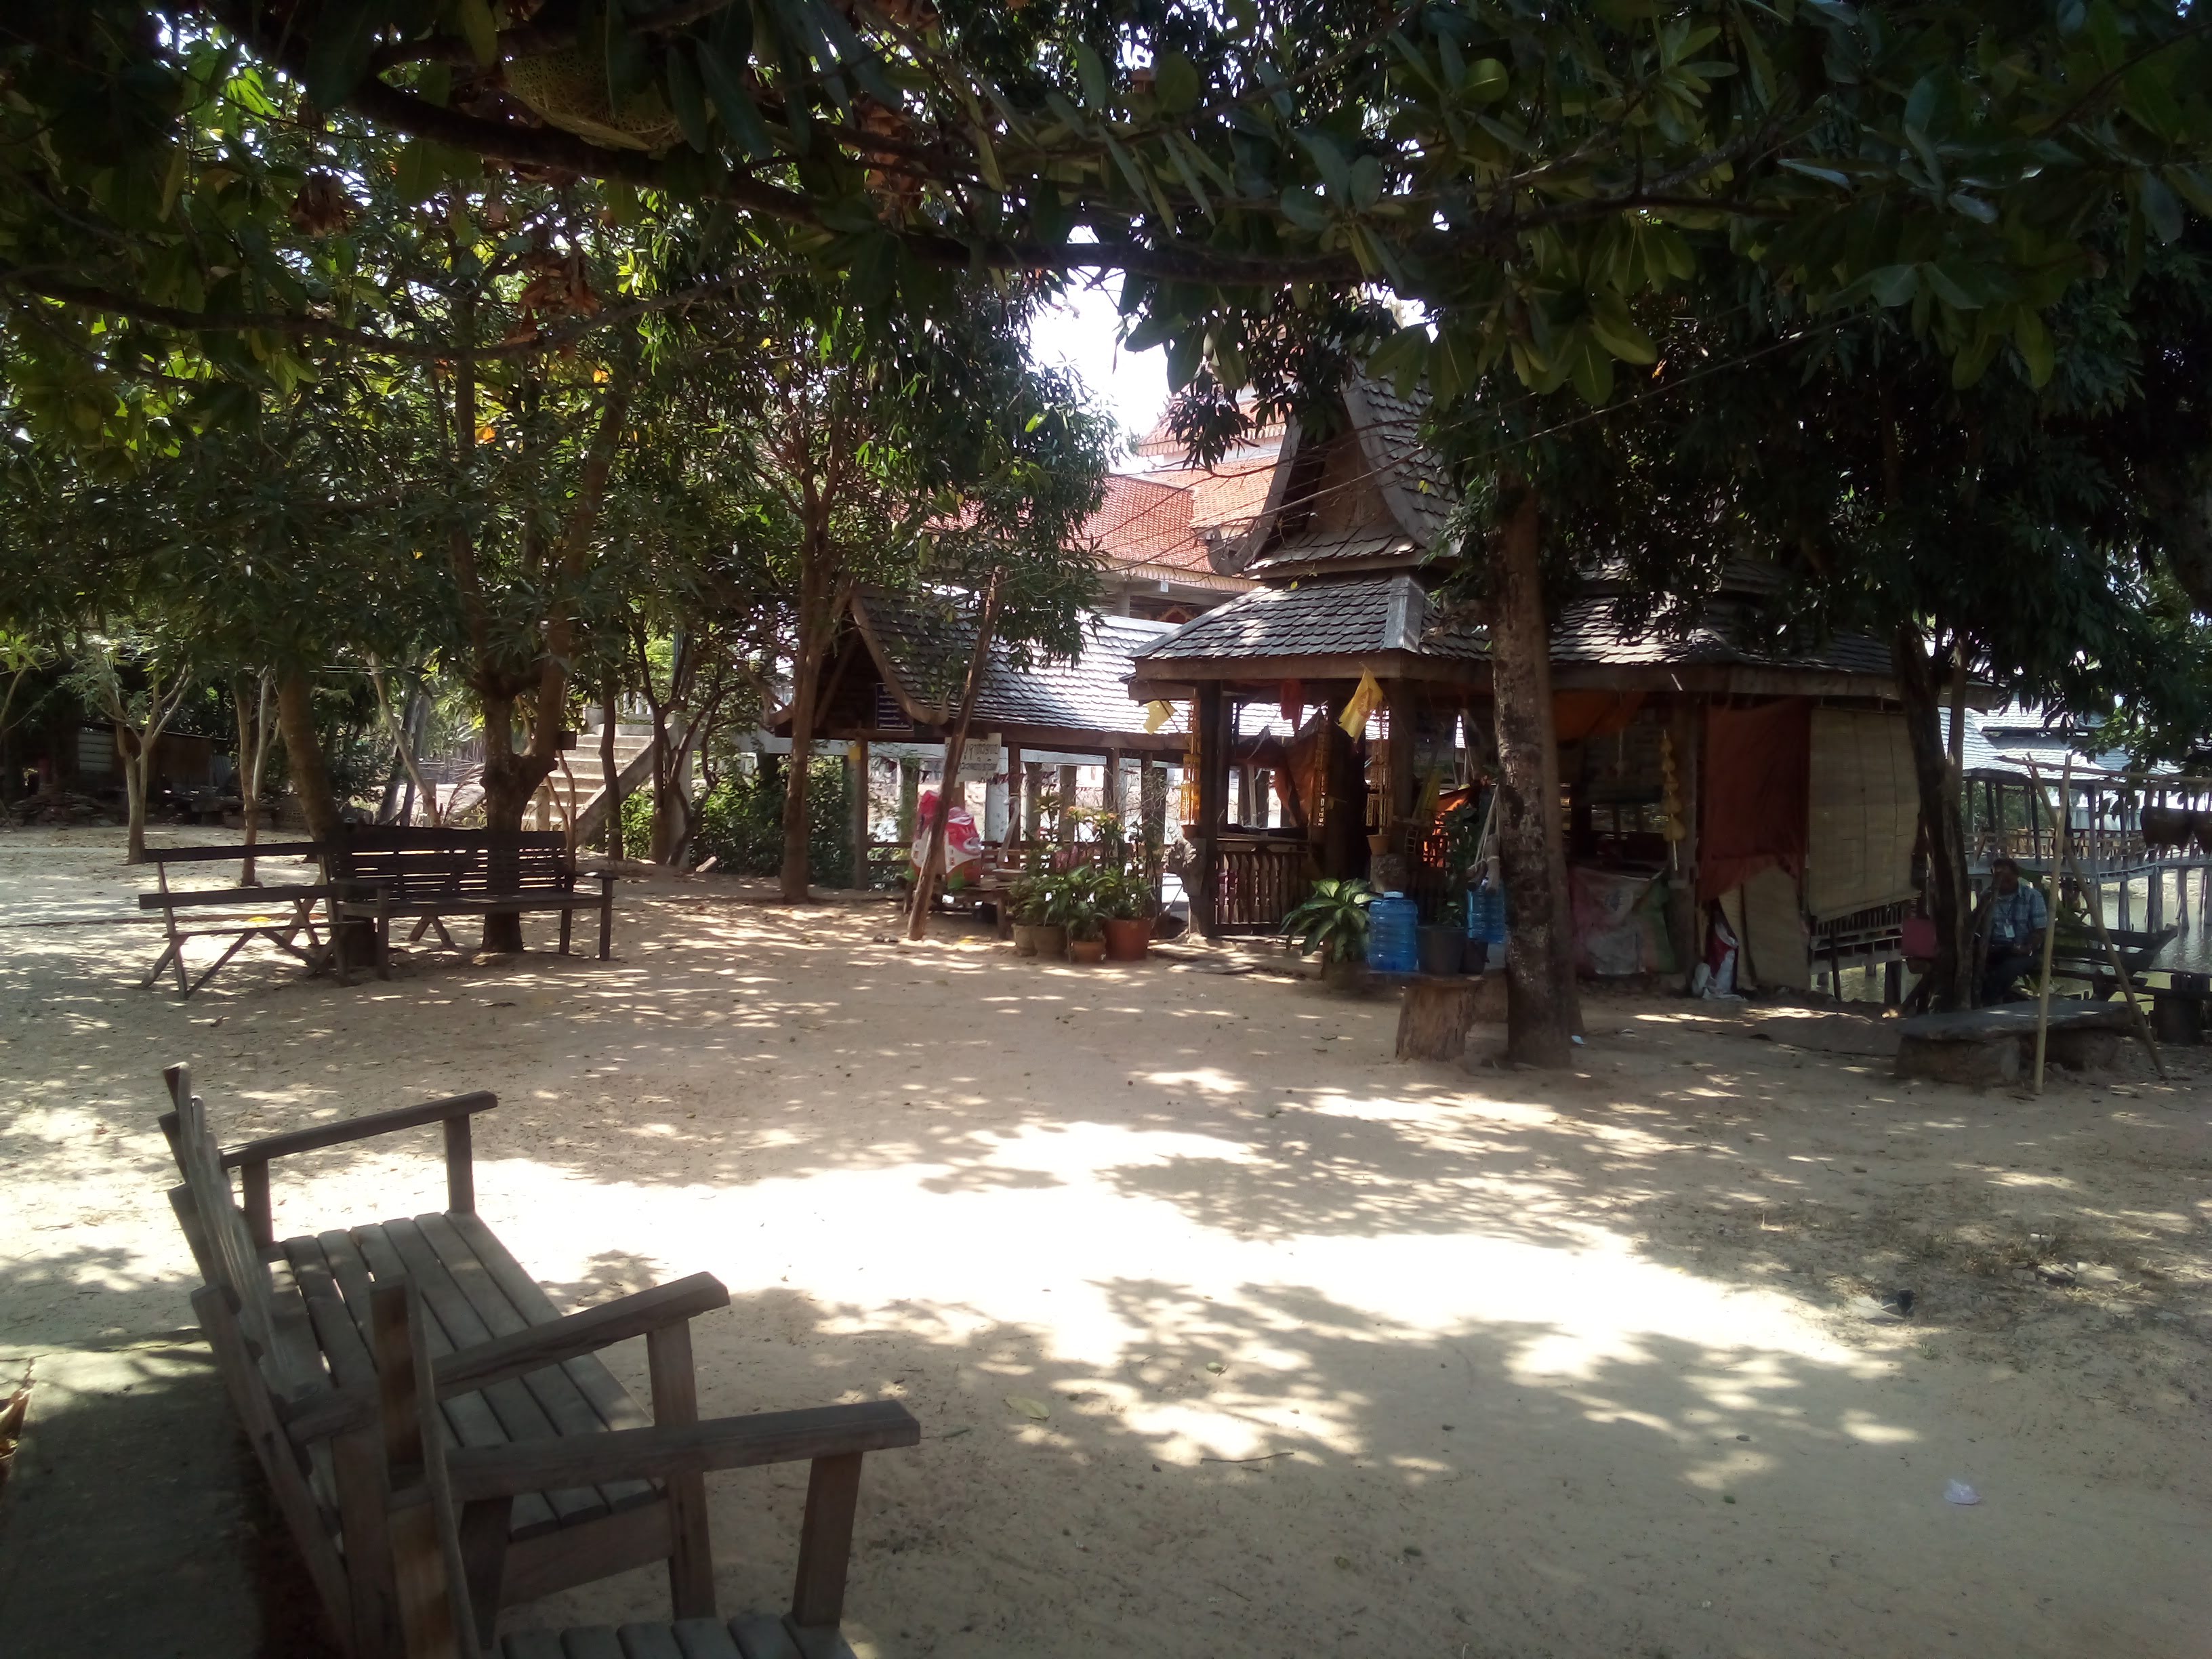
[1980,858,2049,1003]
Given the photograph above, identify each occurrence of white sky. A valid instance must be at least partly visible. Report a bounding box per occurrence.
[1025,279,1171,453]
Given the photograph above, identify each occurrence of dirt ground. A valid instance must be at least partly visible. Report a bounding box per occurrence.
[3,825,2209,1659]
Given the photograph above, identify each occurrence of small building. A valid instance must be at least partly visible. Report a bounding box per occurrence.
[1086,411,1283,623]
[1126,375,1925,991]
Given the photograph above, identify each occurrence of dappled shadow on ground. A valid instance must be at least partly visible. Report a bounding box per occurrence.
[4,836,2210,1655]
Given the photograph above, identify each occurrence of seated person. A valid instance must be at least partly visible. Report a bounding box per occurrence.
[1980,858,2049,1003]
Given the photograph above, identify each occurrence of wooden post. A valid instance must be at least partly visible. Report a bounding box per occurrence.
[1105,748,1125,822]
[647,1319,715,1618]
[1195,682,1228,938]
[1005,744,1024,845]
[789,1453,865,1632]
[1384,682,1416,850]
[846,741,869,890]
[2032,758,2072,1093]
[1057,764,1078,837]
[1667,699,1703,987]
[1026,761,1045,853]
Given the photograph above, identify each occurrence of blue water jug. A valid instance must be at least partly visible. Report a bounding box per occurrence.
[1366,892,1419,974]
[1467,882,1507,945]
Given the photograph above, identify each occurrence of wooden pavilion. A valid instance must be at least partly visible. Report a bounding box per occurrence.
[1126,375,1927,990]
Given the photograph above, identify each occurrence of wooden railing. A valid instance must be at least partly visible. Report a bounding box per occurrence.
[1212,838,1311,933]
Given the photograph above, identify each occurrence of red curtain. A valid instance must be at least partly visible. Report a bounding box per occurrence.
[1698,700,1810,901]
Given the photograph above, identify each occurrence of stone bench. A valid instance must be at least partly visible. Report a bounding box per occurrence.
[1894,1001,2131,1086]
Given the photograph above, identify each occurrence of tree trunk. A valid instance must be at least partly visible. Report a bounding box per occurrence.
[232,672,273,884]
[1488,478,1580,1067]
[276,668,343,842]
[908,577,1001,940]
[602,676,623,861]
[1896,621,1973,1009]
[119,727,148,864]
[779,575,830,903]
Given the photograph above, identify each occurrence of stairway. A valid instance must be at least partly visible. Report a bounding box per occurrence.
[530,725,655,844]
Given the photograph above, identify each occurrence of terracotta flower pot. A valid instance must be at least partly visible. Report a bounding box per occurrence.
[1031,924,1068,960]
[1011,922,1038,957]
[1068,937,1107,964]
[1103,917,1151,961]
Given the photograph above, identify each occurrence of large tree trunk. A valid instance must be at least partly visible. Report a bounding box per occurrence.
[601,676,624,861]
[233,672,273,883]
[476,691,554,952]
[1896,621,1973,1009]
[1488,479,1580,1067]
[276,668,343,841]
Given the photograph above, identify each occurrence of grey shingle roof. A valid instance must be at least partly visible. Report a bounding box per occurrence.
[1961,705,2129,778]
[1246,527,1418,576]
[856,593,1176,738]
[1552,598,1896,676]
[1342,376,1458,546]
[1133,575,1486,663]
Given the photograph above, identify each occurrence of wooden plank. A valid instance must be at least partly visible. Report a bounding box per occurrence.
[446,1403,920,1502]
[445,1212,657,1433]
[221,1091,499,1168]
[354,1221,607,1526]
[500,1500,673,1606]
[411,1213,655,1515]
[788,1454,863,1630]
[560,1629,628,1659]
[190,1283,355,1638]
[671,1619,745,1659]
[503,1635,568,1659]
[138,883,338,908]
[647,1319,714,1618]
[727,1616,804,1659]
[141,841,324,863]
[617,1626,689,1659]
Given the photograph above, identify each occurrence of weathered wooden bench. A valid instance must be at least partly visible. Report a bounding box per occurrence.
[359,1274,912,1658]
[1894,1001,2131,1086]
[160,1066,917,1658]
[2044,921,2177,999]
[139,841,352,995]
[323,827,616,964]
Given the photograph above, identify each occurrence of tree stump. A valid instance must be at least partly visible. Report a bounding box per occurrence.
[1396,975,1496,1061]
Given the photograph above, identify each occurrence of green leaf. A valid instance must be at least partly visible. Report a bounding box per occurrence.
[1466,58,1509,104]
[1365,323,1429,400]
[1779,157,1850,188]
[1154,50,1201,115]
[698,40,775,161]
[452,0,499,66]
[1278,186,1328,232]
[2013,309,2054,388]
[666,46,711,152]
[302,2,386,108]
[1165,330,1204,392]
[1074,43,1109,110]
[2139,172,2184,245]
[1301,130,1353,200]
[1867,264,1919,306]
[394,139,467,205]
[1569,338,1614,405]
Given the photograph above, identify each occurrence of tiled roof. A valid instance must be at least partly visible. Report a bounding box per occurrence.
[856,592,1178,738]
[1133,575,1486,664]
[1341,376,1458,546]
[1552,598,1896,677]
[1143,457,1279,536]
[1961,705,2129,777]
[1246,527,1419,576]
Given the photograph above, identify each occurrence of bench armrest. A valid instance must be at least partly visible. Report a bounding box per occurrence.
[436,1271,727,1397]
[281,1271,732,1442]
[442,1400,922,1500]
[214,1090,500,1167]
[138,884,340,909]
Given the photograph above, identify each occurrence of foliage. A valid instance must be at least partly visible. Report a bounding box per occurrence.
[691,758,852,885]
[1282,877,1376,966]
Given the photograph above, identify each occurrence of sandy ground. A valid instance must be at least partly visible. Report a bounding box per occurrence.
[3,824,2209,1659]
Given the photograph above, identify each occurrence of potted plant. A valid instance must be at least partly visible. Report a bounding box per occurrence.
[1282,878,1376,991]
[1031,870,1072,961]
[1006,872,1048,956]
[1099,867,1154,961]
[1062,866,1108,963]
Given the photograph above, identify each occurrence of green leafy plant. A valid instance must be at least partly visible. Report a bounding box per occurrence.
[1046,865,1106,941]
[1281,878,1376,966]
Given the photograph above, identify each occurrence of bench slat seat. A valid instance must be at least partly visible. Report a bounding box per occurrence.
[321,827,616,966]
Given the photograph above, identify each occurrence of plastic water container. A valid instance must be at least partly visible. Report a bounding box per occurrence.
[1366,892,1419,975]
[1467,883,1507,945]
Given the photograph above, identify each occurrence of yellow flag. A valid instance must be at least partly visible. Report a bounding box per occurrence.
[1340,670,1383,737]
[1143,699,1174,733]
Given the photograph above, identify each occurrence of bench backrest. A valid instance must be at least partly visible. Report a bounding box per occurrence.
[324,827,575,900]
[165,1065,285,1368]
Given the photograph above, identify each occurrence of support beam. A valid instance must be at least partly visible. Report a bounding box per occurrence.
[1195,683,1229,938]
[846,741,869,890]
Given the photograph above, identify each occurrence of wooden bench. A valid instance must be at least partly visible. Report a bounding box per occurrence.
[159,1066,917,1658]
[322,827,616,964]
[359,1275,913,1658]
[2045,921,2177,999]
[139,841,351,996]
[1894,1001,2132,1086]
